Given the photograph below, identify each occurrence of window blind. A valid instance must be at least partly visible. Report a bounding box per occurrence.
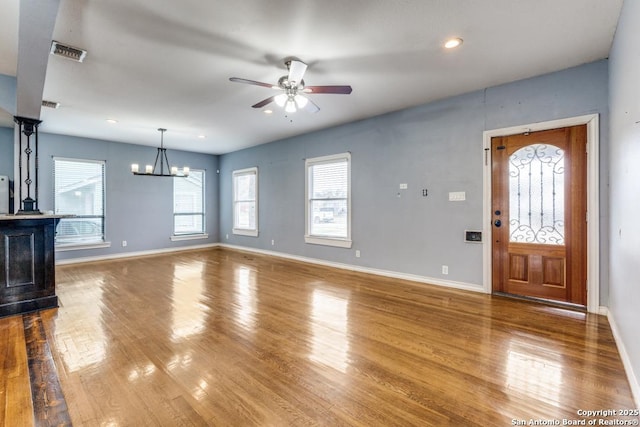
[54,158,105,244]
[306,155,349,240]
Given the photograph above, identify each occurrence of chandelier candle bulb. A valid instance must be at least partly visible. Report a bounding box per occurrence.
[171,166,178,175]
[131,164,139,173]
[183,166,190,176]
[145,165,153,174]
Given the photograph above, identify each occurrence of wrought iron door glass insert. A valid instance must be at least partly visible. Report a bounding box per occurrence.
[508,143,565,245]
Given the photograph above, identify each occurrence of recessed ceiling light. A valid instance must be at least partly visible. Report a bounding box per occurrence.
[444,38,463,49]
[264,109,273,115]
[197,135,206,139]
[106,119,118,124]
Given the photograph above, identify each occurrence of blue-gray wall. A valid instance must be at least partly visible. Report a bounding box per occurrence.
[30,132,219,260]
[0,127,13,179]
[219,60,609,298]
[0,60,612,301]
[608,0,640,403]
[0,127,14,213]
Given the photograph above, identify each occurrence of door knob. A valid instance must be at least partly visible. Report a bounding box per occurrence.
[494,219,502,227]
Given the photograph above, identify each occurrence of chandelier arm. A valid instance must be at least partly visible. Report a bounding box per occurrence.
[152,148,162,174]
[162,149,172,176]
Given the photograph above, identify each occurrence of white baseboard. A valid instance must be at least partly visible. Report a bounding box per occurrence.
[218,244,484,294]
[55,243,219,265]
[607,310,640,408]
[56,241,482,291]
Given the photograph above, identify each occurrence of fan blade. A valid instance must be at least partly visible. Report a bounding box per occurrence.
[230,77,276,89]
[304,85,352,94]
[251,96,276,108]
[303,97,320,113]
[287,60,307,85]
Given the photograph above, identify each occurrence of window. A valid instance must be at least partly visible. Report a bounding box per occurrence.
[173,169,205,236]
[233,167,258,237]
[54,158,106,246]
[305,153,351,248]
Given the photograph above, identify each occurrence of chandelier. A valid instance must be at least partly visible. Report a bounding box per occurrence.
[131,128,189,177]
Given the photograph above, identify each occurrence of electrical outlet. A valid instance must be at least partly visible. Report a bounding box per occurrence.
[442,265,449,275]
[122,240,127,247]
[355,250,361,258]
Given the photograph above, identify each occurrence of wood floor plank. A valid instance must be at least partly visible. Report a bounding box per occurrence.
[2,247,638,425]
[1,315,34,427]
[23,312,72,427]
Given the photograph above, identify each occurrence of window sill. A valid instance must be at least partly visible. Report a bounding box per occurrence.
[55,241,111,252]
[233,228,259,237]
[171,233,209,242]
[304,235,352,248]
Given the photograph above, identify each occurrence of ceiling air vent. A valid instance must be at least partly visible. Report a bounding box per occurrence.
[42,100,60,109]
[50,41,87,62]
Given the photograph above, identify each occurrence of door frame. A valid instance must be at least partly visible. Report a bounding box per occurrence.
[482,114,600,313]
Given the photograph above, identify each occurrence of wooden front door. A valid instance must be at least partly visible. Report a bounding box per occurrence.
[491,126,587,305]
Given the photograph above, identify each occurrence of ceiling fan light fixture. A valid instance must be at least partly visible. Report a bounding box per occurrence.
[229,59,352,113]
[285,99,297,113]
[274,93,288,107]
[294,94,308,109]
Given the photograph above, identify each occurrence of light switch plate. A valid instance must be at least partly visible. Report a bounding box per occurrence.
[449,191,466,201]
[399,183,408,190]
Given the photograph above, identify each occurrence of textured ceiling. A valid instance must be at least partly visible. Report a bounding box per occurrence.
[0,0,623,154]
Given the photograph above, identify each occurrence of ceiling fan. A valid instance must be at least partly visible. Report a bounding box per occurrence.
[229,59,352,113]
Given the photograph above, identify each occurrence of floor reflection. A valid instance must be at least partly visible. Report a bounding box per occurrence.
[171,261,208,341]
[127,362,156,382]
[505,337,563,407]
[234,266,257,331]
[55,273,107,372]
[192,378,210,401]
[166,351,194,372]
[309,287,350,373]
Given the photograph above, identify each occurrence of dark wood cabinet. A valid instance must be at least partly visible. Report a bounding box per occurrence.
[0,216,60,317]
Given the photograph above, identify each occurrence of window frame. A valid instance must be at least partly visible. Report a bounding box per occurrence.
[172,168,207,239]
[304,152,352,248]
[53,157,109,250]
[232,167,259,237]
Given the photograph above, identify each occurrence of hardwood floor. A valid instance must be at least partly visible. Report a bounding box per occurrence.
[1,247,637,426]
